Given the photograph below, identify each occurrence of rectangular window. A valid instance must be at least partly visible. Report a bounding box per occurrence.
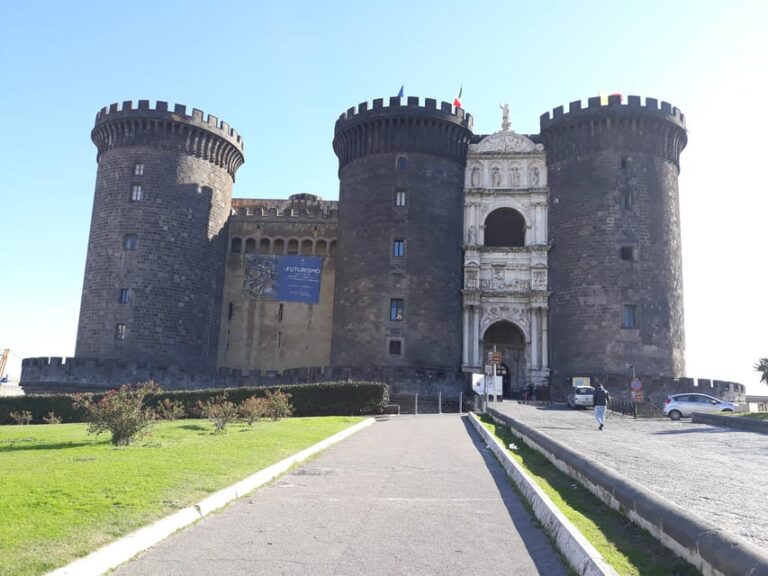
[278,303,284,322]
[390,298,404,321]
[620,246,636,261]
[392,239,405,257]
[395,189,406,207]
[623,305,637,328]
[623,190,633,210]
[130,184,143,201]
[396,156,408,171]
[134,163,144,176]
[228,302,234,321]
[123,235,138,250]
[226,330,231,350]
[118,289,129,304]
[389,339,403,356]
[115,324,127,340]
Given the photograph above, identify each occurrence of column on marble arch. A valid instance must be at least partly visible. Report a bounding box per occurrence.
[531,307,540,369]
[473,306,481,369]
[542,309,549,369]
[462,307,469,365]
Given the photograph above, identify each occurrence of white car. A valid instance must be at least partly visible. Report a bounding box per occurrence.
[663,393,736,420]
[566,385,595,408]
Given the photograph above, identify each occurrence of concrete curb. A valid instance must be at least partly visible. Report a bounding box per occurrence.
[487,408,768,576]
[692,411,768,434]
[468,412,617,576]
[46,417,376,576]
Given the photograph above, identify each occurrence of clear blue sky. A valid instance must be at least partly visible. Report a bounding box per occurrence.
[1,0,766,392]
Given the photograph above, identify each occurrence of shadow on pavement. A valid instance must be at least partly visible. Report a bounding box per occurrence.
[460,415,568,576]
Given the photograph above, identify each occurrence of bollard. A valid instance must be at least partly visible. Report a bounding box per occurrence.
[459,392,463,414]
[415,393,419,415]
[439,391,442,414]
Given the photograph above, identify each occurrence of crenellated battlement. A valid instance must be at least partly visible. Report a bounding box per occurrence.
[335,96,473,132]
[91,100,245,178]
[539,95,687,167]
[540,94,685,129]
[333,96,474,169]
[231,197,338,220]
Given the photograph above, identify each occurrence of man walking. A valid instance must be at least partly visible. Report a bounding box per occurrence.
[593,384,609,430]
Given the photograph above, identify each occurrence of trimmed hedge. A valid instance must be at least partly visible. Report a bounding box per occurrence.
[0,381,389,425]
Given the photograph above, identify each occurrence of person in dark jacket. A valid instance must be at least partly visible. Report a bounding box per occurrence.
[593,384,610,430]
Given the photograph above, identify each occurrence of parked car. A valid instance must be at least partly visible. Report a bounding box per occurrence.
[566,385,595,408]
[663,393,736,420]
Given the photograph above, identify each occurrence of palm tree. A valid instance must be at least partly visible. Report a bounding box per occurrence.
[755,358,768,385]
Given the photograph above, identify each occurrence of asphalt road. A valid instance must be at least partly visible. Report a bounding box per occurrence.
[493,401,768,552]
[113,415,569,576]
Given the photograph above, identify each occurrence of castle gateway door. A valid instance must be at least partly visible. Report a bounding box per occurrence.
[483,321,526,397]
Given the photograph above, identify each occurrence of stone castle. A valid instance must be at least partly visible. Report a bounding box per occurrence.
[20,95,745,401]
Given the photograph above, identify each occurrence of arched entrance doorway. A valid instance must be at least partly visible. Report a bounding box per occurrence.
[483,321,526,398]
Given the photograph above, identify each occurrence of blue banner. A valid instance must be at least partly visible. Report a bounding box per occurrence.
[243,255,322,304]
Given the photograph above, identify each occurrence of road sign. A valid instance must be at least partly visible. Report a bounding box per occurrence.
[488,351,502,365]
[630,377,643,391]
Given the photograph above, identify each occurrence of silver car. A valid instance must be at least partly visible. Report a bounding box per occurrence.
[663,393,736,420]
[566,386,595,408]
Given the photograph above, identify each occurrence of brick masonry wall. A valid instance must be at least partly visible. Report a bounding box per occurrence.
[217,198,338,372]
[76,146,236,367]
[331,151,466,371]
[542,104,687,386]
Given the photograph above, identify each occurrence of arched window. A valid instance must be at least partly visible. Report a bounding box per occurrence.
[484,208,526,247]
[301,239,313,255]
[259,238,271,254]
[287,239,299,254]
[316,239,328,255]
[245,238,256,253]
[273,239,285,254]
[230,237,242,253]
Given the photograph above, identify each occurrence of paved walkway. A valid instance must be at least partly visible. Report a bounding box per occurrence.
[113,415,568,576]
[493,401,768,552]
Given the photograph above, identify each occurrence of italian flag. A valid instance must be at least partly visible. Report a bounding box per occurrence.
[453,85,463,108]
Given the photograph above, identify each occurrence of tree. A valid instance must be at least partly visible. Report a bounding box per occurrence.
[755,358,768,385]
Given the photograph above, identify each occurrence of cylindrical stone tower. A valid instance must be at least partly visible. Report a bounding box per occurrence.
[76,100,245,367]
[539,95,687,384]
[331,97,473,376]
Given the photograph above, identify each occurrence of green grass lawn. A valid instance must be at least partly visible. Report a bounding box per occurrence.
[0,416,362,576]
[739,412,768,420]
[480,416,700,576]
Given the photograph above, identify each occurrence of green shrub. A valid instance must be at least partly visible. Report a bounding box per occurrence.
[264,389,293,421]
[1,381,389,425]
[73,382,158,446]
[198,395,239,433]
[9,410,32,425]
[239,395,268,425]
[0,394,89,425]
[154,398,185,421]
[42,411,62,425]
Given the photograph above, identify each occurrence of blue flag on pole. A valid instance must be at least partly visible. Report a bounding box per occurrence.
[397,85,404,98]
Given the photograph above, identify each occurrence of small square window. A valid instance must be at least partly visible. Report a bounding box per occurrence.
[130,184,143,201]
[133,163,144,176]
[115,324,127,340]
[392,239,405,257]
[118,289,129,304]
[389,339,402,356]
[623,305,637,328]
[395,190,406,207]
[620,246,636,261]
[390,298,404,321]
[123,235,138,251]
